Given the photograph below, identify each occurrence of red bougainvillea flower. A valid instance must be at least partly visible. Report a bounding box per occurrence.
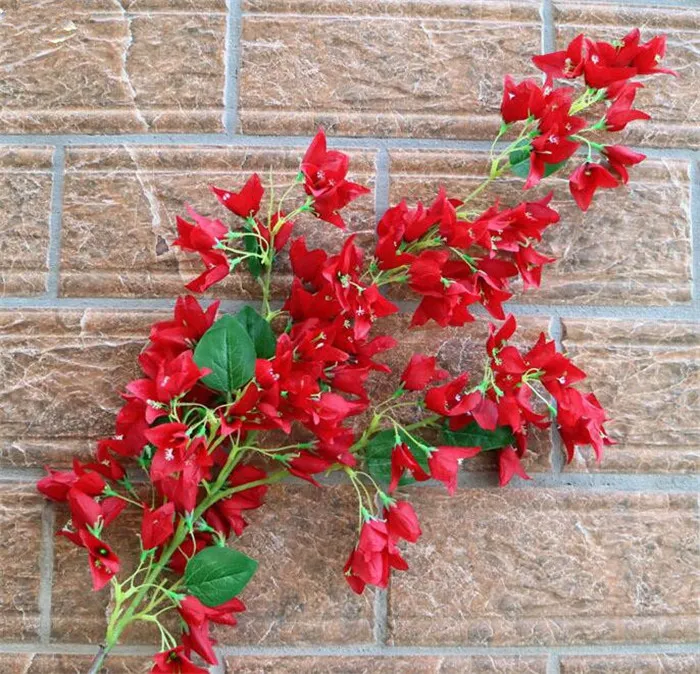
[344,518,408,593]
[605,82,650,132]
[141,503,175,550]
[569,163,619,211]
[211,173,264,218]
[400,354,449,391]
[533,33,588,79]
[428,446,481,495]
[498,446,532,487]
[300,129,370,228]
[525,125,581,189]
[500,75,545,123]
[79,530,121,591]
[386,500,422,543]
[389,442,430,492]
[151,646,209,674]
[602,145,646,184]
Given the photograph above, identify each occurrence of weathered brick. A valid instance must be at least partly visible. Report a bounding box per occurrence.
[562,320,700,473]
[0,148,53,296]
[224,655,548,673]
[552,2,700,149]
[0,1,226,134]
[389,151,692,305]
[560,654,700,674]
[60,147,375,298]
[0,309,161,468]
[214,484,375,645]
[0,653,153,673]
[239,0,541,138]
[0,484,43,641]
[388,488,699,645]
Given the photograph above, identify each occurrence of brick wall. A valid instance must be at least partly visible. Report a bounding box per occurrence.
[0,0,698,672]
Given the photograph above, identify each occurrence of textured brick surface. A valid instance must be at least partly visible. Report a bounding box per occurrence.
[215,484,375,645]
[0,0,698,669]
[560,654,700,674]
[239,0,541,138]
[562,320,700,473]
[388,489,699,646]
[0,148,54,297]
[390,151,693,305]
[0,484,44,641]
[224,655,548,673]
[60,147,375,298]
[0,1,227,134]
[0,653,152,673]
[0,310,158,468]
[552,2,700,149]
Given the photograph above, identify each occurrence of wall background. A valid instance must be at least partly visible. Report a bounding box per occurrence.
[0,0,698,672]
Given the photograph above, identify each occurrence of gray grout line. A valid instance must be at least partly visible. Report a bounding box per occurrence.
[373,589,389,646]
[0,641,699,658]
[37,501,55,643]
[210,652,228,674]
[547,653,561,674]
[0,297,697,321]
[45,147,65,299]
[540,0,556,54]
[374,147,390,222]
[548,316,566,474]
[690,161,699,303]
[0,132,697,160]
[223,0,243,136]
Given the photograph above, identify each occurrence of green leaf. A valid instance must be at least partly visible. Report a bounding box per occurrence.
[509,146,567,180]
[364,429,430,489]
[235,305,276,359]
[184,546,258,608]
[244,232,262,278]
[441,421,515,452]
[194,315,256,393]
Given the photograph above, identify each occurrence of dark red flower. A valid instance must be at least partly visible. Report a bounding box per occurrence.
[300,129,370,228]
[400,354,449,391]
[602,145,646,184]
[605,83,650,132]
[532,33,587,79]
[141,502,175,550]
[500,76,545,123]
[498,446,531,486]
[386,500,422,543]
[150,646,208,674]
[79,530,121,591]
[569,162,619,211]
[211,173,264,218]
[389,442,430,493]
[428,446,481,495]
[525,125,581,189]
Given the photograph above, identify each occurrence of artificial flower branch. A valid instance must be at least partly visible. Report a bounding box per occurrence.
[37,29,674,674]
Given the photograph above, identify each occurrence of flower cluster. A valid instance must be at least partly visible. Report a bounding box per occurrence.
[36,30,671,674]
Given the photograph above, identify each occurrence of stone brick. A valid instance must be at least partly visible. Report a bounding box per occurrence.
[0,1,226,134]
[389,151,692,305]
[0,309,162,468]
[560,654,700,674]
[374,314,554,474]
[562,320,700,473]
[552,2,699,149]
[388,488,699,645]
[214,484,375,645]
[0,653,153,673]
[0,484,44,640]
[60,146,375,298]
[239,0,541,139]
[0,148,54,296]
[223,655,548,673]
